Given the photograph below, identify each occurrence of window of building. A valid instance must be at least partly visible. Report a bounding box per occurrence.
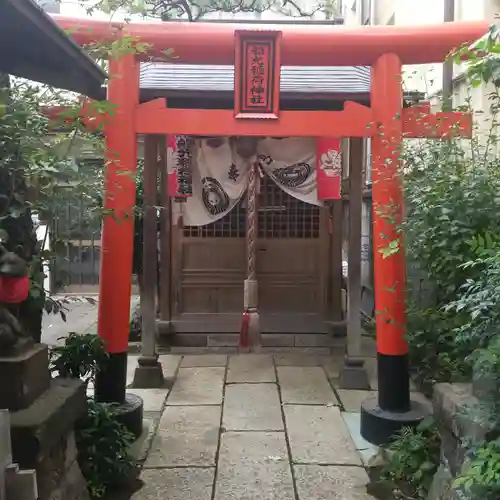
[361,0,371,24]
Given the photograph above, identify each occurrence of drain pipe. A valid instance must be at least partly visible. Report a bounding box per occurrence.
[442,0,455,110]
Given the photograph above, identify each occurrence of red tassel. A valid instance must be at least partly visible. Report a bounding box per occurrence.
[240,311,249,349]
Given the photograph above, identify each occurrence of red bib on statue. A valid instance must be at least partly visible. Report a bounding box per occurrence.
[0,275,30,304]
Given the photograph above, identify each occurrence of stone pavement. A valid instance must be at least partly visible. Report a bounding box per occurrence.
[41,295,139,347]
[119,352,414,500]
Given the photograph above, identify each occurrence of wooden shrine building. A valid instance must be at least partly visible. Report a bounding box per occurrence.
[142,60,374,345]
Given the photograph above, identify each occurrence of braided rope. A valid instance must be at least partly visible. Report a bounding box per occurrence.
[246,161,257,281]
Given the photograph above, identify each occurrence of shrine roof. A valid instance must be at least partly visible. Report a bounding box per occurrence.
[0,0,106,99]
[139,63,371,96]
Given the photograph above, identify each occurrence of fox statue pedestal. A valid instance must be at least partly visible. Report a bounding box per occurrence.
[0,343,50,411]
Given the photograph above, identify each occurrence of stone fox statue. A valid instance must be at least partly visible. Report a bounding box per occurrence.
[0,245,30,354]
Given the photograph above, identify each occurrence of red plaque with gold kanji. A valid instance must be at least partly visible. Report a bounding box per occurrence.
[234,30,282,119]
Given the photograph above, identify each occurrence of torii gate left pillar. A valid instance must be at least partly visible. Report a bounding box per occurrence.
[93,53,144,438]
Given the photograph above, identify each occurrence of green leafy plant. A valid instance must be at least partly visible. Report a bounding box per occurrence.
[50,332,109,386]
[453,438,500,500]
[75,399,136,499]
[50,333,136,499]
[381,418,441,500]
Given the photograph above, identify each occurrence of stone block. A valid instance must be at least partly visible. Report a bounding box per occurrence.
[223,384,283,431]
[294,465,372,500]
[294,334,334,347]
[433,383,486,441]
[439,428,465,477]
[274,353,327,366]
[339,360,371,390]
[135,468,215,500]
[0,344,51,411]
[5,465,38,500]
[170,334,208,347]
[215,432,294,500]
[146,406,221,467]
[284,405,361,466]
[0,410,12,469]
[261,334,295,347]
[181,355,227,367]
[207,334,239,347]
[127,389,169,412]
[167,367,225,405]
[10,378,86,469]
[278,367,337,405]
[227,355,275,383]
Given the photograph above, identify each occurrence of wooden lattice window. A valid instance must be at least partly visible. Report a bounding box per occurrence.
[258,175,319,239]
[183,174,320,238]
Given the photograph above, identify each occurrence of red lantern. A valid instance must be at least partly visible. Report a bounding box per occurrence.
[316,138,342,200]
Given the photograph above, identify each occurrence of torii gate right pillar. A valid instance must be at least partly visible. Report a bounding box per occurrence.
[361,53,429,445]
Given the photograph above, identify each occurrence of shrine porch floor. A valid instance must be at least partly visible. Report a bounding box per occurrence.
[89,352,428,500]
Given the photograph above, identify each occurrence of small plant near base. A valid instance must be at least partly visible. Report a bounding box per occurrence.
[75,399,136,499]
[50,332,109,387]
[50,334,136,499]
[380,417,441,500]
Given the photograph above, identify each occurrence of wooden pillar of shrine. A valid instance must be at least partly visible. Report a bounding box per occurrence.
[132,135,165,388]
[340,138,370,389]
[158,141,172,325]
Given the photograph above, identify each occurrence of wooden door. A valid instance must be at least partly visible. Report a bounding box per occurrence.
[171,200,246,332]
[257,175,327,333]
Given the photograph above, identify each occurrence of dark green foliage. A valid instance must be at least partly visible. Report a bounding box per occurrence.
[50,335,135,499]
[75,400,135,499]
[50,332,109,386]
[402,139,500,387]
[381,418,441,500]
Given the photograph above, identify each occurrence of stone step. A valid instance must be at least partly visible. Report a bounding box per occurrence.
[5,464,38,500]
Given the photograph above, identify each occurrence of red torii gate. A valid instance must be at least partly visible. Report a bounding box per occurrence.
[52,15,487,444]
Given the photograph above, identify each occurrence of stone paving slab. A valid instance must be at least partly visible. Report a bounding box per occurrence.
[223,384,283,431]
[284,405,362,465]
[146,405,221,467]
[342,412,379,466]
[336,390,374,412]
[273,354,327,366]
[294,465,373,500]
[278,366,337,405]
[322,358,341,379]
[227,354,275,383]
[127,389,169,412]
[167,367,225,405]
[181,354,228,367]
[134,468,215,500]
[214,432,295,500]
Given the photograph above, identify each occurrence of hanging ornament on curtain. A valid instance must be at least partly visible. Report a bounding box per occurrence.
[166,135,194,199]
[316,138,342,200]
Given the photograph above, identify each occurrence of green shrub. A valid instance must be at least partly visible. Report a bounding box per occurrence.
[381,418,441,500]
[75,400,136,499]
[50,334,136,499]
